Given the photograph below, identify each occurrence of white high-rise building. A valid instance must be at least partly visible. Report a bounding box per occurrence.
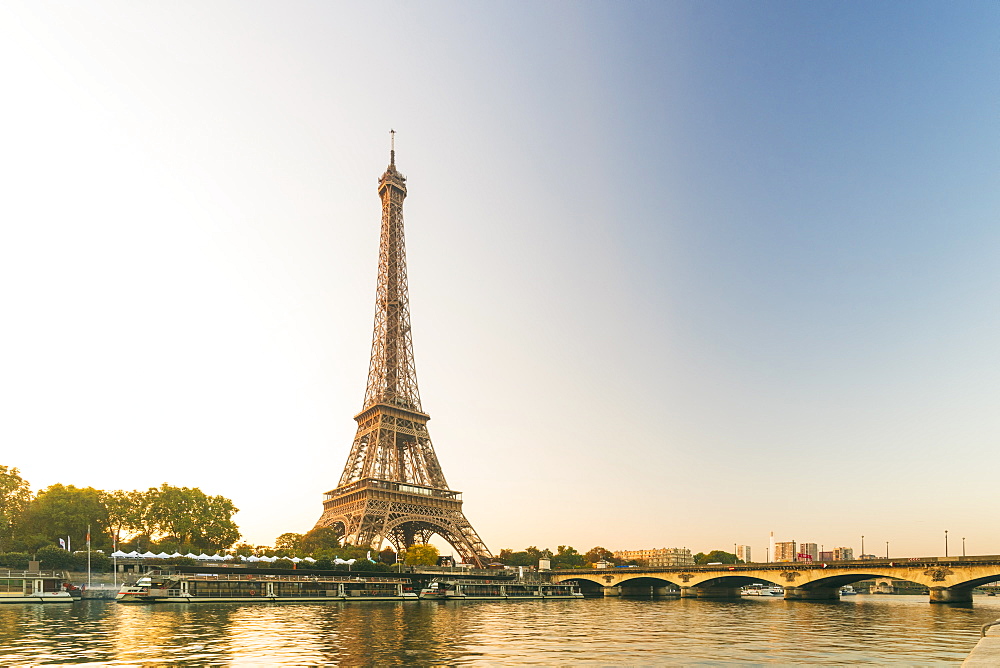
[798,542,818,562]
[737,545,751,563]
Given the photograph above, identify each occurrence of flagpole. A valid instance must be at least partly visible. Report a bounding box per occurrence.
[87,524,92,588]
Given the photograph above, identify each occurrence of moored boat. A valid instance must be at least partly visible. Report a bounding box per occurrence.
[116,568,418,603]
[419,578,583,600]
[742,583,784,596]
[0,570,80,603]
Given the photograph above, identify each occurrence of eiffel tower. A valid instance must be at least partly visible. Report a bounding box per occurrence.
[313,133,492,567]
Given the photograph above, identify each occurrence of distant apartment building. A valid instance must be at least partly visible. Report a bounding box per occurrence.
[773,541,797,562]
[613,547,694,567]
[818,551,833,562]
[833,547,855,561]
[737,545,751,563]
[798,542,818,562]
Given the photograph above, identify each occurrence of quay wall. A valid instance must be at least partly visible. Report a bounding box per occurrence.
[963,620,1000,666]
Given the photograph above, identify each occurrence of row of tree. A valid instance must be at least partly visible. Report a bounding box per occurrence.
[496,546,743,568]
[497,546,615,569]
[0,465,240,554]
[270,529,442,566]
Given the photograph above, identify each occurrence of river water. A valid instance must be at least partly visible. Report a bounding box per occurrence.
[2,595,997,664]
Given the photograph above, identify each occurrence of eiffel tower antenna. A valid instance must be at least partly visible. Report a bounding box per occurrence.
[313,135,492,566]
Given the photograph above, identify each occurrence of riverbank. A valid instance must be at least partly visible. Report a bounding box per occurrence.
[67,571,120,599]
[963,619,1000,666]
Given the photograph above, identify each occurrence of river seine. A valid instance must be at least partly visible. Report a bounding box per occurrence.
[2,595,997,664]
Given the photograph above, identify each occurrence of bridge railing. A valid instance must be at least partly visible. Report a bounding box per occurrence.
[552,555,1000,574]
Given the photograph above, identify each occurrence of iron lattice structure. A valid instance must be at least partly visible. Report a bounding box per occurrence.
[313,139,492,567]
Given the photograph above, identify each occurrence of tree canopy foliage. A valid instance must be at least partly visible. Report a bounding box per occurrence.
[498,545,616,569]
[0,465,242,553]
[0,466,31,551]
[143,484,240,550]
[275,533,303,550]
[300,527,341,553]
[403,543,439,566]
[694,550,739,565]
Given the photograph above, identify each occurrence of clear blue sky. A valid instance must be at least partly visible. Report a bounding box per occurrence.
[1,1,997,559]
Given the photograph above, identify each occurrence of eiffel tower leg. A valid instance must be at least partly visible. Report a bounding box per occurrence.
[355,497,393,549]
[380,500,492,567]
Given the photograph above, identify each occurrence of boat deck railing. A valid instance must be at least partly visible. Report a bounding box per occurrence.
[431,578,577,587]
[143,570,409,584]
[1,570,66,579]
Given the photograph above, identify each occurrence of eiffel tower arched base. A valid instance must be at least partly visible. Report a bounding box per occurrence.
[315,480,492,567]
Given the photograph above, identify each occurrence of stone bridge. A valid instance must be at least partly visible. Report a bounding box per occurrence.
[551,556,1000,604]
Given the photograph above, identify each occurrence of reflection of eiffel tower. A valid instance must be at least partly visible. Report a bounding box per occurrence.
[313,134,492,566]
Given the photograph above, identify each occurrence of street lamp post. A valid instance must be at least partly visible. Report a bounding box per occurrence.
[945,530,949,558]
[861,535,864,558]
[963,537,966,557]
[886,541,889,559]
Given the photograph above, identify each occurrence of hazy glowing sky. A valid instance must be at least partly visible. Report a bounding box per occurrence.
[2,1,998,560]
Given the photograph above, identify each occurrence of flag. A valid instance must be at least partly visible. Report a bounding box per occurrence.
[86,530,91,546]
[59,538,66,549]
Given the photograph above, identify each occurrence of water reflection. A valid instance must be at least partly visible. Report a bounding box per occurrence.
[0,595,997,664]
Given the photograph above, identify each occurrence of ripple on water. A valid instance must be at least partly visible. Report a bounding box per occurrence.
[0,595,995,664]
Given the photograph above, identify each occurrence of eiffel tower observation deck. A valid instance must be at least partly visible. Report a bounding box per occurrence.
[313,133,492,567]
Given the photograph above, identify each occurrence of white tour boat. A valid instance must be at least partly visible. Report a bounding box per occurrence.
[742,583,784,596]
[0,570,81,603]
[116,568,418,603]
[419,578,584,600]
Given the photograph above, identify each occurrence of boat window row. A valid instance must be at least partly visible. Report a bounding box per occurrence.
[0,579,29,594]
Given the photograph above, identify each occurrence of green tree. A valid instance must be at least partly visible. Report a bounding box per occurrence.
[694,550,737,565]
[378,547,397,564]
[275,533,303,551]
[498,546,553,567]
[584,546,614,566]
[144,484,240,551]
[74,551,112,573]
[17,484,108,550]
[102,489,149,548]
[403,543,439,566]
[0,466,32,551]
[551,545,586,569]
[233,542,256,557]
[0,552,29,569]
[300,527,341,553]
[36,544,76,570]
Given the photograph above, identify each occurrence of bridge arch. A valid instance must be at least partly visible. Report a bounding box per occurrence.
[551,558,1000,605]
